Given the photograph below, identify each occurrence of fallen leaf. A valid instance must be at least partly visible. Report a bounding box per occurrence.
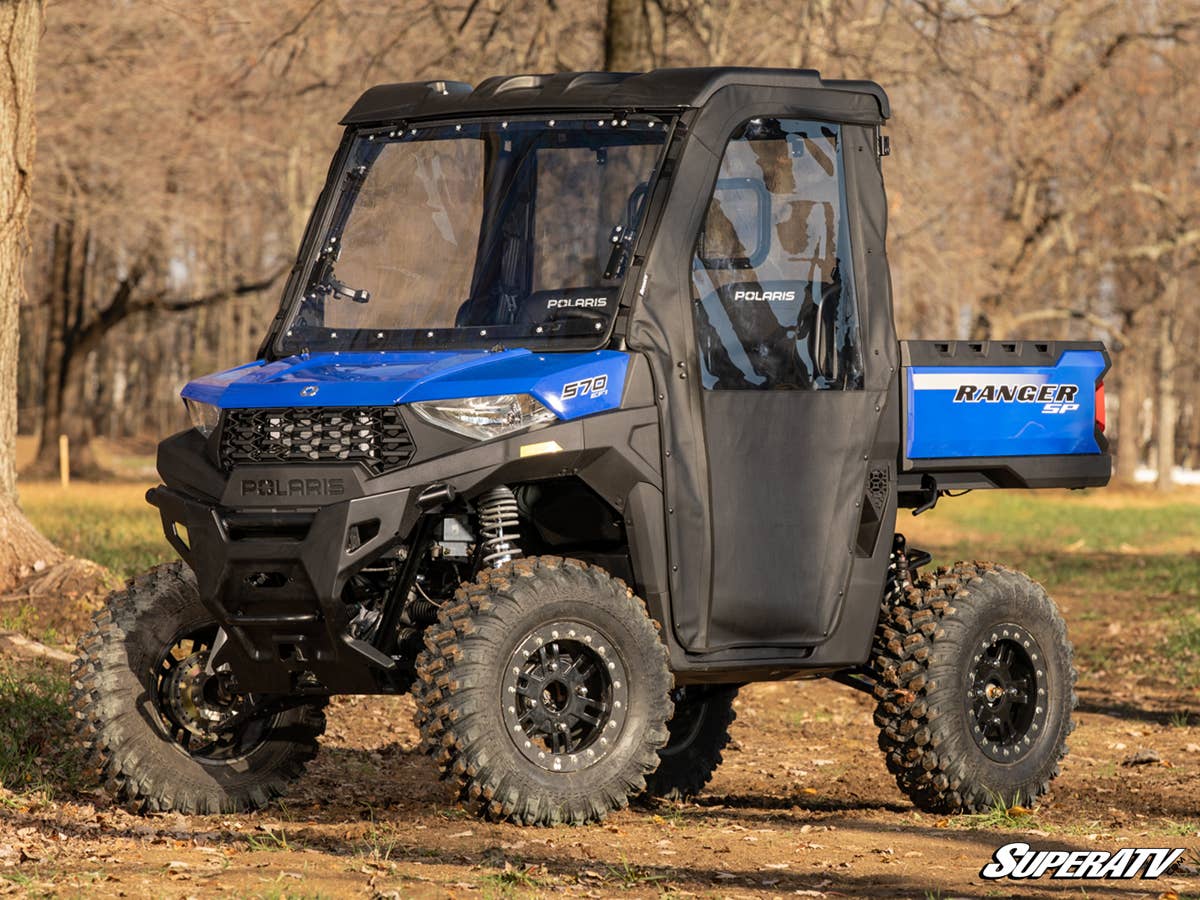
[1122,749,1163,766]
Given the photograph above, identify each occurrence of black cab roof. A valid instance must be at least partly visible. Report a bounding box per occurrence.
[340,67,890,126]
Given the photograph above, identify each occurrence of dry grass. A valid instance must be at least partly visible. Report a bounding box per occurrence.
[16,479,167,581]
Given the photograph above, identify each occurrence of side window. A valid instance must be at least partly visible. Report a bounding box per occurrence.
[691,118,864,390]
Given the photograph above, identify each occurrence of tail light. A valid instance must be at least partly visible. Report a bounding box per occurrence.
[1095,381,1106,432]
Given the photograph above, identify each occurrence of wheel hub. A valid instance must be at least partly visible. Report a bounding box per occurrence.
[501,621,628,772]
[967,625,1048,762]
[164,651,242,737]
[153,627,265,762]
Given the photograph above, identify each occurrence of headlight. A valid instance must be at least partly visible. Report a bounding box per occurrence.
[183,398,221,437]
[410,394,557,441]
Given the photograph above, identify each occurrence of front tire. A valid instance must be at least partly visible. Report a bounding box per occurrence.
[414,556,673,825]
[70,562,325,814]
[870,562,1075,813]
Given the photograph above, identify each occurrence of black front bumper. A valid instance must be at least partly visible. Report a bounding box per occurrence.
[147,402,655,694]
[148,483,419,693]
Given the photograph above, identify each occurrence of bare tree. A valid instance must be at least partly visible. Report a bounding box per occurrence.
[605,0,666,70]
[7,0,1197,491]
[0,0,62,590]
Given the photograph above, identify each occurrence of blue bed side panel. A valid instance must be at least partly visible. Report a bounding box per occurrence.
[905,349,1106,459]
[181,350,631,422]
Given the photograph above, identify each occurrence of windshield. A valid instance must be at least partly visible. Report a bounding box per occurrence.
[276,115,670,355]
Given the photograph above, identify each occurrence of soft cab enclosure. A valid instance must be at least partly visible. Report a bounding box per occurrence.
[899,339,1110,494]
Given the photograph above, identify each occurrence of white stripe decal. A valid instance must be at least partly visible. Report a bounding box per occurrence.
[910,372,1049,391]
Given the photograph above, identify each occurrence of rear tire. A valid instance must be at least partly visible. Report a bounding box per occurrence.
[643,686,738,800]
[414,556,673,825]
[70,562,325,814]
[870,562,1075,813]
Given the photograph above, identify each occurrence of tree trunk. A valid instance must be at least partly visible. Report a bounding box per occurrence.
[604,0,665,71]
[1114,355,1142,484]
[28,358,106,478]
[1188,379,1200,470]
[26,214,109,479]
[1155,285,1178,493]
[0,0,62,590]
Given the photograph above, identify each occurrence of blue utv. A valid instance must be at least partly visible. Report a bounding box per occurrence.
[71,68,1110,825]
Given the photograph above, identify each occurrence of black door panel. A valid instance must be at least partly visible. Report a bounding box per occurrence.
[696,391,877,649]
[625,89,900,663]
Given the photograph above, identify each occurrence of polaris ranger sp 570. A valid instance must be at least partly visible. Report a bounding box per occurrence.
[72,68,1110,825]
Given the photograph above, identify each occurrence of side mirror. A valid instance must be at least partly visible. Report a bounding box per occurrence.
[697,177,771,270]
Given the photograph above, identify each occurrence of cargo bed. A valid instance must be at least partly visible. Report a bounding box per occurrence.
[898,340,1110,501]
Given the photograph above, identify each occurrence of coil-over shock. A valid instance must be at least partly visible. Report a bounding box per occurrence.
[477,485,522,567]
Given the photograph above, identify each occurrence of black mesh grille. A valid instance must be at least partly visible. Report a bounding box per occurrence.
[219,407,415,474]
[867,466,890,514]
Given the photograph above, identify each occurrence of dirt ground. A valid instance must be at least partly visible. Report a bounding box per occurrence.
[5,637,1199,896]
[3,492,1200,898]
[3,680,1198,899]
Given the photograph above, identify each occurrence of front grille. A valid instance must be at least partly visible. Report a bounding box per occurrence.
[219,407,415,475]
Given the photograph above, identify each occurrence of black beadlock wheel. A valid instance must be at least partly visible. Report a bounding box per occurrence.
[500,621,629,772]
[413,556,673,826]
[643,685,738,801]
[870,562,1075,813]
[70,562,326,814]
[967,626,1047,762]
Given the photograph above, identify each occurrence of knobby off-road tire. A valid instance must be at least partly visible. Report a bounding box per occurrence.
[70,562,326,814]
[871,562,1075,813]
[643,685,738,801]
[414,556,673,825]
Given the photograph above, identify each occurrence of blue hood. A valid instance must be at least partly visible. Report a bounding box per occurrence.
[181,350,631,421]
